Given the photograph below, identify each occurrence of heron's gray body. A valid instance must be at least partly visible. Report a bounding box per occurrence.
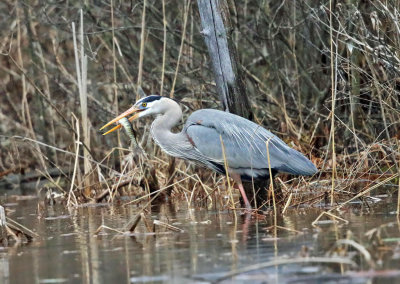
[149,100,317,180]
[102,95,317,209]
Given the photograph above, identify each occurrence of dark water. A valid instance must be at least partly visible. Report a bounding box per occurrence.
[1,196,400,283]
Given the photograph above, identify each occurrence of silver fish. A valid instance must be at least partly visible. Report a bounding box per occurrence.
[118,117,140,149]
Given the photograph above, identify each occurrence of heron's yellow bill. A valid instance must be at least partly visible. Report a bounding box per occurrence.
[100,106,140,135]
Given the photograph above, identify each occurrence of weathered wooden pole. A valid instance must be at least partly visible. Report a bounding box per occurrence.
[197,0,253,120]
[0,206,8,246]
[197,0,278,206]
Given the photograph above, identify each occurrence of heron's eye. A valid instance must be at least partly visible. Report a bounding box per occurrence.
[141,102,147,108]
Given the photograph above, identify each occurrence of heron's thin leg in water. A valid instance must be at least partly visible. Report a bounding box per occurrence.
[231,173,251,210]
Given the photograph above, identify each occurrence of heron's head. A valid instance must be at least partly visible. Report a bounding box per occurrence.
[100,95,167,135]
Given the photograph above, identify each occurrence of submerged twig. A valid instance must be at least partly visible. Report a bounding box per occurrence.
[214,257,356,283]
[128,214,142,232]
[141,213,154,232]
[153,220,184,233]
[123,175,194,206]
[312,211,349,227]
[94,225,124,235]
[333,173,399,211]
[335,239,375,269]
[281,193,293,214]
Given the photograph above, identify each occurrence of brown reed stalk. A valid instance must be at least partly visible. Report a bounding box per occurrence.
[266,138,277,225]
[329,0,337,206]
[72,10,91,189]
[169,0,191,98]
[109,0,125,172]
[137,0,147,92]
[31,29,58,165]
[160,0,167,96]
[281,193,292,214]
[397,172,400,217]
[397,139,400,216]
[219,135,236,212]
[67,114,80,207]
[16,6,46,169]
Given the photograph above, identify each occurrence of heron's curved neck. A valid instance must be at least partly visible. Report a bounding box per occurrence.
[152,99,182,131]
[150,99,184,152]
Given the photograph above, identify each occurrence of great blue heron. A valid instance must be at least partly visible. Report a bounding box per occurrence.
[100,95,317,209]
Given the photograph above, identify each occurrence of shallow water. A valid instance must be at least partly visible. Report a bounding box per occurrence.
[1,196,400,283]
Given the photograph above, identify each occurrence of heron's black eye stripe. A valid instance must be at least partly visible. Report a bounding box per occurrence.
[141,95,162,103]
[142,102,147,107]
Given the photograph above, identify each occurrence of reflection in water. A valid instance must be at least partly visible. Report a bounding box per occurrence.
[0,253,9,284]
[1,198,400,283]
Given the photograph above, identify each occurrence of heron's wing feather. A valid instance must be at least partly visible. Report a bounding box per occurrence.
[185,109,316,175]
[185,110,287,169]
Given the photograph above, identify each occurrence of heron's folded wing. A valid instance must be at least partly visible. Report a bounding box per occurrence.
[185,110,288,170]
[185,109,317,175]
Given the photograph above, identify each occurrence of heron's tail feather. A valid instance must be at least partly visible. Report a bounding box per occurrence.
[279,149,317,176]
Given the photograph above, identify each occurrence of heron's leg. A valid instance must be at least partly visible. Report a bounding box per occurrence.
[238,182,252,210]
[230,173,252,210]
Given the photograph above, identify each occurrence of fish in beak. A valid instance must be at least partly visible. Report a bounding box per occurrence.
[100,106,141,135]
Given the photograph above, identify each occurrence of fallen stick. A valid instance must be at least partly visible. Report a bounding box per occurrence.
[153,220,184,233]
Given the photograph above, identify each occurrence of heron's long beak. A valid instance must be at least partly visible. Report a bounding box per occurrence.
[100,106,140,135]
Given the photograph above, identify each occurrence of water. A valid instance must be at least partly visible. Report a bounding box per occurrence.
[1,196,400,283]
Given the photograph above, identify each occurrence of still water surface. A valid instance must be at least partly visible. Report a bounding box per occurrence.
[1,196,400,283]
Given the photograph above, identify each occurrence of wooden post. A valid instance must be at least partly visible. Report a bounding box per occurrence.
[0,206,8,246]
[197,0,253,120]
[197,0,278,206]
